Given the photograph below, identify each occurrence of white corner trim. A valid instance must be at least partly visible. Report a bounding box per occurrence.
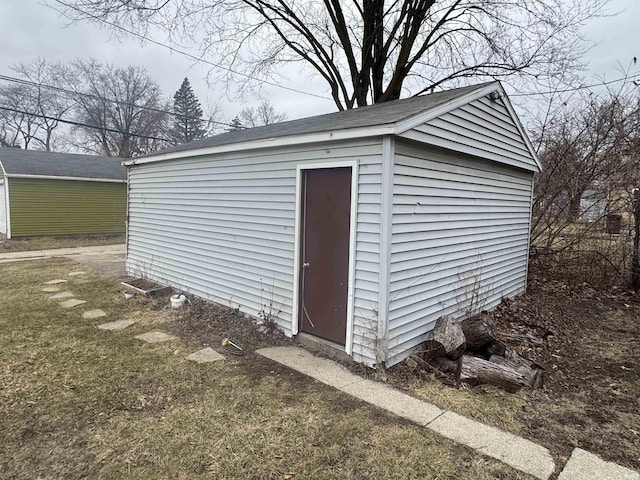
[5,174,126,183]
[124,126,395,166]
[291,160,359,357]
[4,176,11,239]
[524,176,536,291]
[378,135,395,365]
[393,83,500,134]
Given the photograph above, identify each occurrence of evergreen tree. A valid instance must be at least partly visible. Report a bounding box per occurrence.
[228,116,244,132]
[170,77,206,144]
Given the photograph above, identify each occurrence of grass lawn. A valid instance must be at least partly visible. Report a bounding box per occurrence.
[0,234,125,253]
[0,258,534,480]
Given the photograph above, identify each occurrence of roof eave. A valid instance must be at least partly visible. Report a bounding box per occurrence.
[123,124,397,166]
[5,173,126,183]
[495,83,542,172]
[393,82,501,134]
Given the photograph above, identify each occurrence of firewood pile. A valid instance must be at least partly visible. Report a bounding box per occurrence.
[412,313,546,393]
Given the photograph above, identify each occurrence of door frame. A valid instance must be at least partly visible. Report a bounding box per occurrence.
[292,160,358,355]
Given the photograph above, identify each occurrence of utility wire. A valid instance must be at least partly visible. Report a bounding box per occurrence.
[510,73,640,97]
[0,105,173,142]
[55,1,332,101]
[0,73,239,129]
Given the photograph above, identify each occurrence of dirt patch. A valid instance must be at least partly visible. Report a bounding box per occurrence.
[386,275,640,472]
[167,296,294,358]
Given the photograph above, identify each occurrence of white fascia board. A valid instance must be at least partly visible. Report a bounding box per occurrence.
[5,174,126,183]
[123,125,396,166]
[393,83,501,134]
[496,84,543,173]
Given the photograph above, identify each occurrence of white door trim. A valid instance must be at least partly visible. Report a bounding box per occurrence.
[292,160,358,356]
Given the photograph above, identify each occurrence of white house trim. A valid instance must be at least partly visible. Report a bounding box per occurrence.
[124,126,395,166]
[5,174,126,183]
[378,135,395,365]
[291,160,359,356]
[498,88,543,171]
[4,177,11,239]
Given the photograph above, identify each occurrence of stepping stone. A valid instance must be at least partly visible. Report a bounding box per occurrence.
[558,448,640,480]
[82,309,107,320]
[41,286,61,293]
[98,320,136,331]
[44,279,67,285]
[49,291,75,300]
[59,299,87,308]
[186,347,224,364]
[135,331,177,344]
[68,271,87,277]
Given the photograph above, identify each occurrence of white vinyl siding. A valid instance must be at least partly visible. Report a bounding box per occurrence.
[127,139,382,365]
[386,140,534,366]
[0,180,6,235]
[398,95,538,172]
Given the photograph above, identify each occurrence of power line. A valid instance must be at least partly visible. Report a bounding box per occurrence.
[0,105,173,142]
[0,73,239,129]
[54,1,332,101]
[511,73,640,97]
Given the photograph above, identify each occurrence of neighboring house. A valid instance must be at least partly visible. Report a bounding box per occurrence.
[0,148,126,238]
[579,188,607,223]
[124,82,540,367]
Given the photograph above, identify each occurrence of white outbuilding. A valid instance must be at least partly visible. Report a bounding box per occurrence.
[124,82,541,367]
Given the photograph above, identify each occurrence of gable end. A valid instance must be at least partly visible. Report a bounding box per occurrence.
[397,89,540,172]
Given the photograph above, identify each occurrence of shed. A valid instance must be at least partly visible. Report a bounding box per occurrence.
[0,148,127,238]
[124,81,541,367]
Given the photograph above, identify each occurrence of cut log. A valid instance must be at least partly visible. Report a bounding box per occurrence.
[424,315,466,359]
[489,353,544,390]
[460,313,498,351]
[457,354,540,392]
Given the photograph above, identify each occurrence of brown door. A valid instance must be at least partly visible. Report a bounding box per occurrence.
[299,167,352,345]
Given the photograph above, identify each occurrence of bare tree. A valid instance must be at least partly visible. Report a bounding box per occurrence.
[239,101,286,128]
[0,83,44,149]
[530,77,640,287]
[61,60,170,157]
[51,0,605,110]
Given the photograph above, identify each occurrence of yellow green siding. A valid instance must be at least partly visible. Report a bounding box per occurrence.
[9,178,126,237]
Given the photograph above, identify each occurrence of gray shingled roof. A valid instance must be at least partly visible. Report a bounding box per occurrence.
[0,148,126,181]
[147,82,495,157]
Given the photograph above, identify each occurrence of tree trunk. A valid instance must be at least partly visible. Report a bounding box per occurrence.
[424,315,466,359]
[460,313,497,351]
[458,354,542,392]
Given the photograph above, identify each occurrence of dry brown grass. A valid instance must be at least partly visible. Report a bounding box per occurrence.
[0,234,124,253]
[0,258,534,480]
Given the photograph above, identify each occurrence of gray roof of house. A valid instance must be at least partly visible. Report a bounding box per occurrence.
[147,82,495,157]
[0,148,126,181]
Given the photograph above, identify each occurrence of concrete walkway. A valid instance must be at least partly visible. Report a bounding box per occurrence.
[0,244,126,277]
[0,244,125,262]
[256,346,639,480]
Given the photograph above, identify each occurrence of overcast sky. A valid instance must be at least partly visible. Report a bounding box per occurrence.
[0,0,638,125]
